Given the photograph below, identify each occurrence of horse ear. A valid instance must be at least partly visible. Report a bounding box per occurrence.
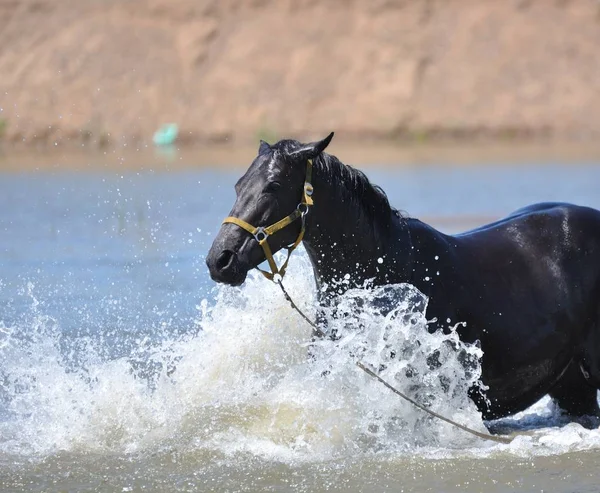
[258,140,271,155]
[290,132,334,160]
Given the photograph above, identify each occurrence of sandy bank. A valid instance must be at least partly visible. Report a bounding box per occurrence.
[0,0,599,150]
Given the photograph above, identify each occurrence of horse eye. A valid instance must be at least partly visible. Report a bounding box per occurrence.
[263,181,282,194]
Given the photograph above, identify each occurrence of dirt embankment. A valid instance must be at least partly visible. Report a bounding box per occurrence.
[0,0,599,149]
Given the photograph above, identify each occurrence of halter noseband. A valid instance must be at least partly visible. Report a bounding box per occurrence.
[221,159,314,281]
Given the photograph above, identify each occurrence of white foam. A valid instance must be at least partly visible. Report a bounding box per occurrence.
[1,252,599,461]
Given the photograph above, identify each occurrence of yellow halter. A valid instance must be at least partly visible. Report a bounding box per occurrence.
[221,159,314,281]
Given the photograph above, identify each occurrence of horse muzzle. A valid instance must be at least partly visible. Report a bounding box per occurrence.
[206,248,249,286]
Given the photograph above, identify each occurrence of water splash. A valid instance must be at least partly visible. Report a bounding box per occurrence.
[1,254,600,461]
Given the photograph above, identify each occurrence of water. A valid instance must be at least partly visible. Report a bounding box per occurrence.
[1,159,600,492]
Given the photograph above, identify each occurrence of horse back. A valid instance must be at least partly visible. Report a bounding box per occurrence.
[441,202,600,345]
[457,202,600,279]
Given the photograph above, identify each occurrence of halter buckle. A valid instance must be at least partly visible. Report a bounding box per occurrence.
[297,203,310,216]
[304,183,314,196]
[253,227,268,242]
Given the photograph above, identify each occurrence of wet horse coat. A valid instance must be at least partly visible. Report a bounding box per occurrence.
[206,133,600,423]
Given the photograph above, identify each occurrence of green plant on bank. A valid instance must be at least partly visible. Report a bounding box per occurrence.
[389,125,433,144]
[409,128,431,144]
[97,131,110,148]
[81,116,111,148]
[497,127,521,141]
[0,118,7,138]
[255,124,278,144]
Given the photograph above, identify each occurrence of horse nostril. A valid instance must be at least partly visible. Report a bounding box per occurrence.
[216,250,235,271]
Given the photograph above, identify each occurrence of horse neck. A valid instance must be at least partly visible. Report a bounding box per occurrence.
[302,154,412,293]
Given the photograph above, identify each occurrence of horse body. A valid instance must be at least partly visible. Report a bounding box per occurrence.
[207,133,600,424]
[404,205,600,419]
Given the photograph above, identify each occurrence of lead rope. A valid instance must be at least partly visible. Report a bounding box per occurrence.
[276,280,513,444]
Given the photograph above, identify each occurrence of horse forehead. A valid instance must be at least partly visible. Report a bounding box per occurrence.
[239,152,288,185]
[235,154,268,186]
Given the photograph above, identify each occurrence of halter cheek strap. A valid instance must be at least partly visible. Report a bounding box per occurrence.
[221,159,314,281]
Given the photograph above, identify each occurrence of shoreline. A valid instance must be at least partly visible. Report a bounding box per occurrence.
[1,138,600,172]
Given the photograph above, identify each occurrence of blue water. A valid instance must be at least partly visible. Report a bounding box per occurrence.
[1,160,600,492]
[0,171,230,350]
[2,163,600,371]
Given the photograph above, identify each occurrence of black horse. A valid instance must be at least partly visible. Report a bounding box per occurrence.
[206,132,600,424]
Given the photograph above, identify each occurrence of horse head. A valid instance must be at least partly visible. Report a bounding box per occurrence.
[206,132,334,285]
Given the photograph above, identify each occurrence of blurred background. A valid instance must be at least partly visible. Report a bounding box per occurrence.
[0,0,599,160]
[2,2,600,491]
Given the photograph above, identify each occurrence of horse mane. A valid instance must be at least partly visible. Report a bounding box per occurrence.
[269,139,405,237]
[314,152,404,237]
